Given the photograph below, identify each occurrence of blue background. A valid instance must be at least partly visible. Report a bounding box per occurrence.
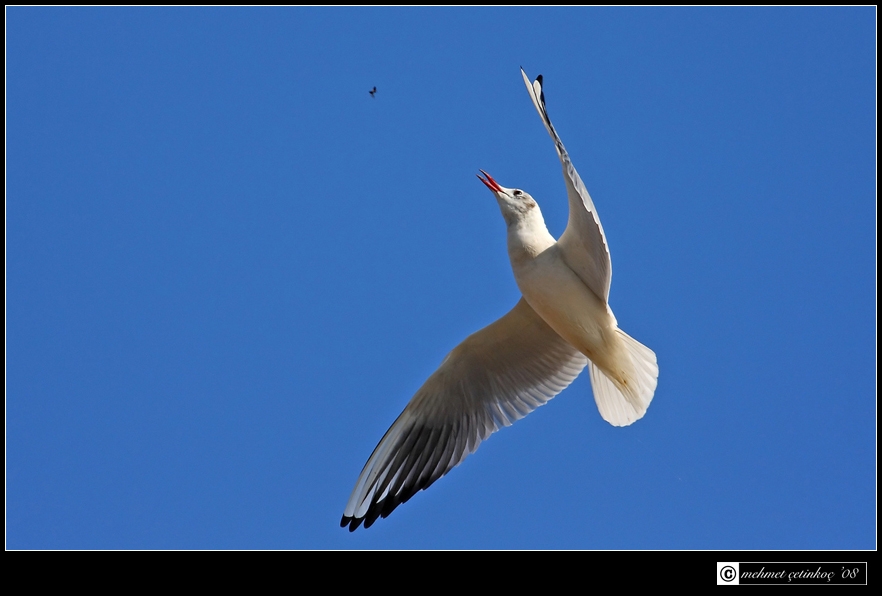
[7,7,875,549]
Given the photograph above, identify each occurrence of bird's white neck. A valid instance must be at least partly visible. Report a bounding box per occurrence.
[506,209,556,266]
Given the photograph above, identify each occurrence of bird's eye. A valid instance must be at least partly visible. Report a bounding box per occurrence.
[513,190,522,196]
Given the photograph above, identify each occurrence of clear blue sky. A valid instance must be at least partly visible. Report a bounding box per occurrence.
[7,7,875,549]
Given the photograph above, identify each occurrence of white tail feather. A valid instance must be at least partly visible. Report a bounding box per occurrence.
[588,329,658,427]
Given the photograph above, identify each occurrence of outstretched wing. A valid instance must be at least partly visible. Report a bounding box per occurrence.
[341,297,587,531]
[521,68,612,302]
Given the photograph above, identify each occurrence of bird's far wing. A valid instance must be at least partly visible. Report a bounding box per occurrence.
[521,68,612,302]
[341,297,588,531]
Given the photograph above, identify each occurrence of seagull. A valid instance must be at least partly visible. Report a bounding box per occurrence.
[340,68,658,531]
[369,86,377,98]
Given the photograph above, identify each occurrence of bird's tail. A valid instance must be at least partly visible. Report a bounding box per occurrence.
[588,329,658,427]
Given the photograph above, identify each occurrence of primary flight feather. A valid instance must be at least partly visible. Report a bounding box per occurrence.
[340,68,658,531]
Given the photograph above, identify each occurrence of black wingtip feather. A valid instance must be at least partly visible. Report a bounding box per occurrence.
[536,74,546,107]
[340,515,364,531]
[342,469,445,531]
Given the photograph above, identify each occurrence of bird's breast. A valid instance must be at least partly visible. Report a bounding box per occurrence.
[512,245,617,362]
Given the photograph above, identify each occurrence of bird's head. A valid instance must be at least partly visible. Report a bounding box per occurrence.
[477,170,539,226]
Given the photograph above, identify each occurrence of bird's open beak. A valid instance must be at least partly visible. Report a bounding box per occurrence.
[477,170,503,194]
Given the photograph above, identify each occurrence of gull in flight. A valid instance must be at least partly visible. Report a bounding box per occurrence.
[341,68,658,531]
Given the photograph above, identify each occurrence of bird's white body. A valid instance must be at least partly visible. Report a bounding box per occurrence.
[340,69,658,531]
[507,216,618,381]
[489,171,655,422]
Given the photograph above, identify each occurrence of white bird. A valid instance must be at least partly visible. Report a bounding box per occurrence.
[340,68,658,531]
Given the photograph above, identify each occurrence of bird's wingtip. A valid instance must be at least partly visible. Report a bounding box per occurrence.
[341,515,364,532]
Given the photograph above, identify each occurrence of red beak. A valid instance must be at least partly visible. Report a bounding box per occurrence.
[477,170,503,193]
